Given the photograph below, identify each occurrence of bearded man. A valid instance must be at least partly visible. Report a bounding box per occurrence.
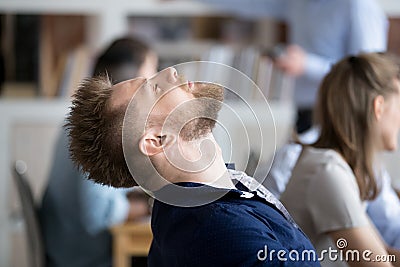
[66,67,319,266]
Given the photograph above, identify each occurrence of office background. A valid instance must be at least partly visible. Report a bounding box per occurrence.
[0,0,400,266]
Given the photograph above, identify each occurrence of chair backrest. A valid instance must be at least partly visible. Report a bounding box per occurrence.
[13,160,45,267]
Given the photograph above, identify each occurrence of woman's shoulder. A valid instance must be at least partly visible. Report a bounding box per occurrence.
[294,146,357,187]
[300,146,351,172]
[301,146,343,163]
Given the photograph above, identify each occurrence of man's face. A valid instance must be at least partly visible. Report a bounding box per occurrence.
[114,67,224,189]
[110,67,192,111]
[110,67,223,139]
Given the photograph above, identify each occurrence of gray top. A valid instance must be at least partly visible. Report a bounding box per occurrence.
[265,127,400,249]
[281,147,369,267]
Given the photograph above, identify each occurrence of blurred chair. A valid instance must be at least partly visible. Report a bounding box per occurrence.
[12,160,45,267]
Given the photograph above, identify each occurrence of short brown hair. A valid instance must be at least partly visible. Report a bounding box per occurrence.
[313,52,400,200]
[67,77,224,188]
[66,75,135,188]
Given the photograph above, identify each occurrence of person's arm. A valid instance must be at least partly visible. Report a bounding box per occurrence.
[194,0,287,20]
[328,226,395,267]
[275,44,334,83]
[367,169,400,249]
[79,177,131,234]
[305,157,393,265]
[387,247,400,267]
[277,0,387,84]
[347,0,388,55]
[369,218,400,265]
[126,189,151,221]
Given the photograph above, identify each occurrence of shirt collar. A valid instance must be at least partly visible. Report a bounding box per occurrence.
[153,171,298,227]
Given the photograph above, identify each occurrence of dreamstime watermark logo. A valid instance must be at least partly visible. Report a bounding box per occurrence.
[336,238,347,249]
[257,238,396,263]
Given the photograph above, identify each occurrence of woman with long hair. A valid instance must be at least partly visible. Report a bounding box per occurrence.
[281,52,400,267]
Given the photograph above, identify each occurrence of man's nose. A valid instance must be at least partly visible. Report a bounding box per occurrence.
[149,67,179,89]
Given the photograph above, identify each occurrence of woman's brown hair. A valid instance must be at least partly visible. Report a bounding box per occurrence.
[313,52,400,201]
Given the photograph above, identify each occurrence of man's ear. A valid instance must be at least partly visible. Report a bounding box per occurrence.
[373,95,385,121]
[138,130,176,156]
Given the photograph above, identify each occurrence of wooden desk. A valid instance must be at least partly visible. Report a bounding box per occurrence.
[110,222,153,267]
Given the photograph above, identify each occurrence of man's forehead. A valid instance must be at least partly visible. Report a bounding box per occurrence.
[114,76,146,87]
[110,77,146,109]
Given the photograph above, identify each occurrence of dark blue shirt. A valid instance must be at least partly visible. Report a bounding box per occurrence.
[148,182,320,266]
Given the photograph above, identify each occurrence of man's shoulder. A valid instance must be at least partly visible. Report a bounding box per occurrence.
[154,195,279,233]
[186,196,296,244]
[188,200,318,266]
[203,196,271,221]
[151,198,319,266]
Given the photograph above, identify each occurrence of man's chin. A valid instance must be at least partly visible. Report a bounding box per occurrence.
[192,82,224,103]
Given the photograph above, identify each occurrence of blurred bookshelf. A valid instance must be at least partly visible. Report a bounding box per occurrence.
[0,3,284,100]
[1,0,399,100]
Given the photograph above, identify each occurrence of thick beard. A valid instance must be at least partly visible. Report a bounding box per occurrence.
[179,82,224,141]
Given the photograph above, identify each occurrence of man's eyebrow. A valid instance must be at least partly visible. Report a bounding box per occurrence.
[143,79,152,90]
[136,77,148,90]
[130,76,147,85]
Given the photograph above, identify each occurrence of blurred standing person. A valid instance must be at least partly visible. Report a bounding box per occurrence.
[39,37,158,267]
[194,0,388,132]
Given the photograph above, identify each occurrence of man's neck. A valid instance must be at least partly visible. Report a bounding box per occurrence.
[192,157,236,189]
[163,135,236,189]
[175,159,236,189]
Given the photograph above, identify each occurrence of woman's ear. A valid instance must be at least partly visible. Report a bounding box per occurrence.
[373,95,385,121]
[138,130,176,156]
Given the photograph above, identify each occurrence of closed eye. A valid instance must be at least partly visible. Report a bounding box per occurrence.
[153,83,160,93]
